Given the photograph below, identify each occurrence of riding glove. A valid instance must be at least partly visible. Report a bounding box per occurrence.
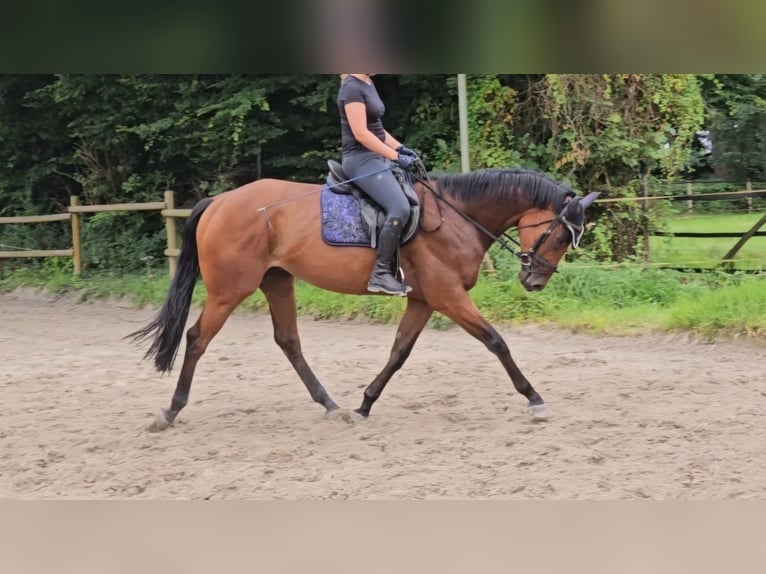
[395,152,416,170]
[397,145,418,158]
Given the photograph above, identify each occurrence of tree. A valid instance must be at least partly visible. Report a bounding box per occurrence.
[698,74,766,182]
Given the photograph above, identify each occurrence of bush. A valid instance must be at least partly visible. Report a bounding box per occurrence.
[81,211,166,273]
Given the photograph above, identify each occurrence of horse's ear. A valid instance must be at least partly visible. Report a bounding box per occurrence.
[579,192,600,209]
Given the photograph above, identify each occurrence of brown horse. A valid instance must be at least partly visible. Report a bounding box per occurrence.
[130,165,598,428]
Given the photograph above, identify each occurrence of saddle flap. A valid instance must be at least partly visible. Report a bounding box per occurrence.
[327,159,345,181]
[392,168,420,207]
[326,160,354,194]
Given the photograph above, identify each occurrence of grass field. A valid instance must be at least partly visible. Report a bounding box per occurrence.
[649,212,766,270]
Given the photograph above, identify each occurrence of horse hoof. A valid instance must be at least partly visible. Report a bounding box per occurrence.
[351,408,369,420]
[528,403,548,421]
[146,409,174,432]
[324,407,345,420]
[322,409,360,424]
[351,409,370,421]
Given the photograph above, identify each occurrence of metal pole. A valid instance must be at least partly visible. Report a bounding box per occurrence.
[459,74,494,274]
[457,74,470,173]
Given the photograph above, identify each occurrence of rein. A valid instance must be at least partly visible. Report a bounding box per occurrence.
[409,164,575,274]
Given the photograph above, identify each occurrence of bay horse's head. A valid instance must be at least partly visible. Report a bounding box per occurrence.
[516,191,600,291]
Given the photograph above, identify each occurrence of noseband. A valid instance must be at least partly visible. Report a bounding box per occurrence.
[516,200,583,274]
[516,217,561,273]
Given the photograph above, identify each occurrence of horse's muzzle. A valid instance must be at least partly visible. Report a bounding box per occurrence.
[518,269,549,291]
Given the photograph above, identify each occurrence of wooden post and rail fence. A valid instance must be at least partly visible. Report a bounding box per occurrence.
[1,185,765,277]
[0,191,192,278]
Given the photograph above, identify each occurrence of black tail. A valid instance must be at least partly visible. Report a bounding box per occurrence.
[128,197,214,373]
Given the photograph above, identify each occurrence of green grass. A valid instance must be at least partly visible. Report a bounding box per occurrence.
[662,278,766,339]
[650,212,766,270]
[2,262,764,342]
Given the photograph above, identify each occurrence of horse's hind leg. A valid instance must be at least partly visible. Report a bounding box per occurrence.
[158,293,247,428]
[354,298,433,418]
[259,268,340,414]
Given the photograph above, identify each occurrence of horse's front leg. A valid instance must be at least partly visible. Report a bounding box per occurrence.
[354,298,433,418]
[435,290,547,419]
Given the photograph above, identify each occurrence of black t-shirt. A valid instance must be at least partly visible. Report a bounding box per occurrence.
[337,76,387,156]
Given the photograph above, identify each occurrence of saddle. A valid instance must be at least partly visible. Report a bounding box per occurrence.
[323,160,421,248]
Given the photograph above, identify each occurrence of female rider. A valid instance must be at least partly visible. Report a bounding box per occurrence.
[337,73,419,295]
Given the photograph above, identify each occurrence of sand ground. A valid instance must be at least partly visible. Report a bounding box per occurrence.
[1,290,764,499]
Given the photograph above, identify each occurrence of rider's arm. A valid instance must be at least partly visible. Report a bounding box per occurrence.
[344,102,399,161]
[383,130,403,152]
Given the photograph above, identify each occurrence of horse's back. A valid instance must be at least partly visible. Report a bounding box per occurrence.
[216,178,318,206]
[196,177,322,250]
[197,179,317,226]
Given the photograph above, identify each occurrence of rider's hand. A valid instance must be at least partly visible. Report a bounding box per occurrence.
[395,152,416,170]
[397,145,418,158]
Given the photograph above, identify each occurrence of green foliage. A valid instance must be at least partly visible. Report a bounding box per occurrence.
[80,211,166,273]
[699,74,766,181]
[0,220,71,254]
[537,74,704,181]
[664,277,766,339]
[0,75,75,214]
[464,75,525,169]
[555,266,685,307]
[377,75,462,172]
[527,74,706,258]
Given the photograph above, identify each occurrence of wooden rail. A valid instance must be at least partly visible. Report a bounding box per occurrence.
[0,209,75,263]
[595,188,766,204]
[0,213,71,224]
[652,231,766,238]
[0,193,189,277]
[0,249,74,258]
[68,201,167,213]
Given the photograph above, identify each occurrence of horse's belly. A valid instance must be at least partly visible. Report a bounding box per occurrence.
[276,244,377,296]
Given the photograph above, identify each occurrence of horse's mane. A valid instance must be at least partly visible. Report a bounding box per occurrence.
[433,168,574,212]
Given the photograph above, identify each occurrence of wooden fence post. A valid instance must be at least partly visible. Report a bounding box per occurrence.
[746,180,753,213]
[642,175,650,260]
[686,182,693,213]
[719,211,766,268]
[164,190,178,278]
[69,195,82,274]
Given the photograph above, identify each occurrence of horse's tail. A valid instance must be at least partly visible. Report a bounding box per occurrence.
[128,197,214,373]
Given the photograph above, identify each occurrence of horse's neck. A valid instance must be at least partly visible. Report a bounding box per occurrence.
[442,188,531,237]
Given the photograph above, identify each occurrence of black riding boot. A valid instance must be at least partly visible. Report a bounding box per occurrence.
[367,217,411,296]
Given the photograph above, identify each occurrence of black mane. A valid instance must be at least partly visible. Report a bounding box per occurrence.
[433,168,575,212]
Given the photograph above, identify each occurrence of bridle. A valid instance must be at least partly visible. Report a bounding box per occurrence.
[515,201,584,274]
[409,164,584,275]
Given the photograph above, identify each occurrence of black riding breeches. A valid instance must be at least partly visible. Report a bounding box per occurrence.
[342,151,410,222]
